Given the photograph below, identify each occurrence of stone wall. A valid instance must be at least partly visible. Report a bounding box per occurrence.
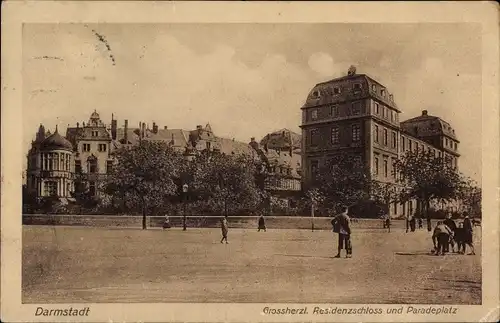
[23,214,407,230]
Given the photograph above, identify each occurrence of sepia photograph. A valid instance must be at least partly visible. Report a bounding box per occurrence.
[2,1,499,322]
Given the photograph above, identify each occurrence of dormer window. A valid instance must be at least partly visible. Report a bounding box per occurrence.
[333,87,341,95]
[371,84,376,92]
[92,131,98,137]
[380,89,386,97]
[353,83,361,91]
[312,90,320,98]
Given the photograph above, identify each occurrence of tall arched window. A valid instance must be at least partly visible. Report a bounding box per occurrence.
[87,155,98,173]
[48,153,53,170]
[54,153,59,170]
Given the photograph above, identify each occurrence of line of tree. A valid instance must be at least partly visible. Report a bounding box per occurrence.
[99,141,267,229]
[303,150,481,222]
[24,141,481,227]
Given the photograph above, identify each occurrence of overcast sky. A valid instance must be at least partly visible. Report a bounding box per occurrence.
[23,23,481,183]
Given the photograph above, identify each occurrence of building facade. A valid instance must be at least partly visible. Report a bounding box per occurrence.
[26,125,75,199]
[26,112,302,208]
[300,66,460,217]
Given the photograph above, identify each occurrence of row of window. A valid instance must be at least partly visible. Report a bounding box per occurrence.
[374,125,397,149]
[373,154,397,179]
[43,181,72,197]
[309,100,397,123]
[311,83,363,98]
[41,152,72,172]
[74,160,114,173]
[81,143,108,152]
[373,101,398,123]
[309,156,363,177]
[310,101,363,121]
[310,124,361,146]
[314,82,392,99]
[444,137,458,151]
[46,180,96,196]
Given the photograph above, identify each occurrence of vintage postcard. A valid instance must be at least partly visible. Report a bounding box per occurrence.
[1,1,499,322]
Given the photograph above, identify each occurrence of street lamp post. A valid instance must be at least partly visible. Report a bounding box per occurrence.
[311,196,315,232]
[182,183,188,231]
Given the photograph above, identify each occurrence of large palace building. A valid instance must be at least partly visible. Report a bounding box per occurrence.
[26,111,302,208]
[300,66,460,217]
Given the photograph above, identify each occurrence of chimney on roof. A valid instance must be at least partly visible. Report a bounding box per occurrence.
[76,122,79,128]
[152,122,158,134]
[347,65,357,76]
[196,125,203,130]
[422,110,428,116]
[124,119,128,144]
[111,115,117,140]
[141,122,146,138]
[164,126,168,130]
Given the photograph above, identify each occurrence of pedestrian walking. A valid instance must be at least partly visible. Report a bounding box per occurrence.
[384,214,391,233]
[454,222,466,254]
[443,213,458,253]
[409,216,416,232]
[162,214,171,229]
[418,218,423,229]
[462,213,475,255]
[258,214,267,232]
[331,206,352,258]
[220,215,229,244]
[432,221,454,256]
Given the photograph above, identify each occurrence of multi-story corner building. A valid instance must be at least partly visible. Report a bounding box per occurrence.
[300,66,460,217]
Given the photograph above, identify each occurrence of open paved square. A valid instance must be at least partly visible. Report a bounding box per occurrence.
[22,225,481,304]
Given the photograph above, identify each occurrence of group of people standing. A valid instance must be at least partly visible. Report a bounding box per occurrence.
[432,213,475,256]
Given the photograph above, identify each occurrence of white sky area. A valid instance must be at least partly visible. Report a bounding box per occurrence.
[22,23,482,183]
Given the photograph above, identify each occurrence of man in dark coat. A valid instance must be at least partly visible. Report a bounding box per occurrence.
[331,206,352,258]
[443,213,458,252]
[462,213,475,255]
[258,214,267,232]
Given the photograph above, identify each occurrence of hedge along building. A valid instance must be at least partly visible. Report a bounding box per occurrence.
[300,66,460,218]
